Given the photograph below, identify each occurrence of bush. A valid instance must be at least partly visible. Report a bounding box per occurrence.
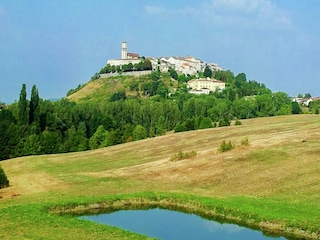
[110,90,126,102]
[235,120,242,126]
[240,137,249,146]
[218,117,231,127]
[171,150,197,161]
[218,140,234,153]
[0,166,9,189]
[174,123,187,133]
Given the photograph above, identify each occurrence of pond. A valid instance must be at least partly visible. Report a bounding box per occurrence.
[79,208,287,240]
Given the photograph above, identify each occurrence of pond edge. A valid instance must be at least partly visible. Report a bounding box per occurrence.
[48,192,320,240]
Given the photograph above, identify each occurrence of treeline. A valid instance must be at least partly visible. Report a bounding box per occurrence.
[90,58,153,80]
[99,58,152,74]
[0,70,301,160]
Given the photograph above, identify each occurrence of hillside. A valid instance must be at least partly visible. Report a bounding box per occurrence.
[67,73,176,103]
[0,115,320,239]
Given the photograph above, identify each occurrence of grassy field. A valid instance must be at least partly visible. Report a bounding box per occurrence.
[0,115,320,239]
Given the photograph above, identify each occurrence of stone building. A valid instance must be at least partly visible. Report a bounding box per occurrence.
[106,42,223,76]
[187,77,225,94]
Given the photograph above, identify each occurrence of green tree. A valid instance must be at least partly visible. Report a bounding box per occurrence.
[304,93,312,99]
[63,126,78,152]
[29,84,40,124]
[184,118,195,131]
[0,166,9,189]
[203,66,213,78]
[156,82,169,98]
[143,59,152,70]
[309,100,320,114]
[174,122,187,133]
[132,125,147,141]
[292,102,302,114]
[23,134,42,155]
[156,116,167,136]
[199,117,213,129]
[18,83,29,125]
[122,123,134,142]
[110,90,126,102]
[178,74,187,84]
[0,109,18,160]
[89,125,109,149]
[168,67,178,80]
[232,97,257,119]
[255,94,276,117]
[41,129,62,154]
[150,69,161,81]
[77,122,89,151]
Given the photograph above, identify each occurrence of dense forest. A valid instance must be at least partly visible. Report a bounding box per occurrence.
[1,68,316,161]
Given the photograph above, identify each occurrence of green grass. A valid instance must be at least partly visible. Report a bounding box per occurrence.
[1,115,320,239]
[0,203,152,240]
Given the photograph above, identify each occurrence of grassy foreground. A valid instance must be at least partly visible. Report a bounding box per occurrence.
[1,115,320,239]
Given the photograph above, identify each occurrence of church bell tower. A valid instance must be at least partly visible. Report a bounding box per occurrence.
[121,42,127,59]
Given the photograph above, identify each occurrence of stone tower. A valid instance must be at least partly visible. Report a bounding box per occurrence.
[121,41,127,59]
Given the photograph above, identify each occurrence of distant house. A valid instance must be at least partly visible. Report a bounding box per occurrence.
[0,104,8,110]
[187,77,225,94]
[149,56,223,76]
[292,97,313,106]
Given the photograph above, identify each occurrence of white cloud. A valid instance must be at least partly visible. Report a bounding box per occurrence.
[145,0,292,31]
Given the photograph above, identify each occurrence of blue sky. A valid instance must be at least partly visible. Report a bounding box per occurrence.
[0,0,319,103]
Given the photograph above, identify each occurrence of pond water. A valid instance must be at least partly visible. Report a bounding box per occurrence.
[79,208,287,240]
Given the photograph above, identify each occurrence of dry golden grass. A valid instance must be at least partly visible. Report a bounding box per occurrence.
[66,75,140,103]
[0,114,320,240]
[1,114,319,205]
[67,79,103,101]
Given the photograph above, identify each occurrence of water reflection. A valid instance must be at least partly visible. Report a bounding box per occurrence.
[80,208,287,240]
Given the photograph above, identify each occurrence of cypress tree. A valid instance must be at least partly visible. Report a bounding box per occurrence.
[203,66,213,78]
[29,84,40,124]
[18,83,29,125]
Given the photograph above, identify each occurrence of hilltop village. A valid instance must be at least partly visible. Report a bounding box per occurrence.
[102,42,225,94]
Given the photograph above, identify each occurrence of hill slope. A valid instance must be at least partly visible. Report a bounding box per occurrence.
[67,73,175,103]
[0,115,320,239]
[1,114,319,200]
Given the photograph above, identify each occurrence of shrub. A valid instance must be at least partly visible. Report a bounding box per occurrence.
[0,166,9,189]
[218,140,234,153]
[235,120,242,126]
[171,150,197,161]
[174,123,187,133]
[218,117,231,127]
[241,137,250,146]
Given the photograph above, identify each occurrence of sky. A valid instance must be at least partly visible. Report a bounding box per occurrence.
[0,0,319,103]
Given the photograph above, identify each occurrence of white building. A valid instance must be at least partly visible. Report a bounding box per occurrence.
[187,77,225,94]
[107,42,141,66]
[150,56,222,76]
[106,42,223,76]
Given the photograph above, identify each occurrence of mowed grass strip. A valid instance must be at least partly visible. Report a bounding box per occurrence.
[0,114,320,239]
